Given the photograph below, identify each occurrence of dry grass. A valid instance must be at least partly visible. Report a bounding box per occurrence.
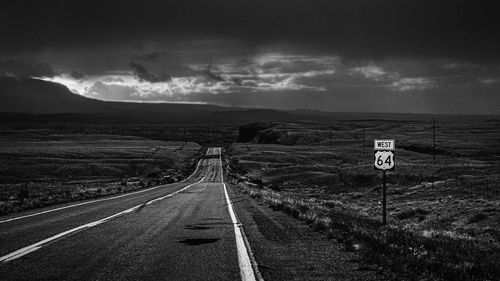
[0,132,202,215]
[237,183,500,281]
[228,118,500,241]
[228,118,500,280]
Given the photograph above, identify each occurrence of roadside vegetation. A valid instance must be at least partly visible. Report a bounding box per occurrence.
[227,118,500,280]
[230,182,499,280]
[0,131,202,215]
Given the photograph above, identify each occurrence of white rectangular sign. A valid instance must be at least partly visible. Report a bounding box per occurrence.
[374,139,395,151]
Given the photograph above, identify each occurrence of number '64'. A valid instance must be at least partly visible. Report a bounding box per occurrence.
[377,155,392,166]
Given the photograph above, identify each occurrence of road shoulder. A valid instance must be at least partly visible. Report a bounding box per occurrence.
[227,183,384,281]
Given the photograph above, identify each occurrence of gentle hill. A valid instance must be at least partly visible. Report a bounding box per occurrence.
[0,77,104,114]
[0,77,292,123]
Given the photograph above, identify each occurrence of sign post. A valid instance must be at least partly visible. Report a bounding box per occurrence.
[382,169,387,224]
[374,139,395,225]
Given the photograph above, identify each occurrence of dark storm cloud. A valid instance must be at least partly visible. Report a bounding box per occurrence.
[0,0,499,60]
[204,64,226,82]
[133,53,162,62]
[0,59,57,78]
[70,71,85,80]
[129,61,171,83]
[2,0,500,114]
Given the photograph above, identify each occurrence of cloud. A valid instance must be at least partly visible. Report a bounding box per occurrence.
[442,62,468,70]
[42,53,340,102]
[129,61,171,83]
[87,81,139,101]
[348,62,442,92]
[0,59,57,78]
[478,78,499,84]
[133,52,161,62]
[51,54,500,101]
[350,65,387,81]
[390,77,435,91]
[70,70,85,80]
[198,54,339,91]
[50,54,478,100]
[2,1,500,62]
[204,64,227,82]
[101,76,124,83]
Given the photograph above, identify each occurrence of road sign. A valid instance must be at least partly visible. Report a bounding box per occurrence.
[374,139,395,151]
[373,139,396,225]
[374,151,395,170]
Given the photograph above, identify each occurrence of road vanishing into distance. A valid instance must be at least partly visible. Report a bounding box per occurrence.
[0,148,258,281]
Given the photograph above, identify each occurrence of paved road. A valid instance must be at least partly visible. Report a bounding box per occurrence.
[0,147,256,281]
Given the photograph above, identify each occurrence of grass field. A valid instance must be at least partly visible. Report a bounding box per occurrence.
[0,118,239,145]
[0,130,201,215]
[227,118,500,280]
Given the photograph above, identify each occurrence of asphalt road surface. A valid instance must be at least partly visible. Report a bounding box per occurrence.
[0,147,257,281]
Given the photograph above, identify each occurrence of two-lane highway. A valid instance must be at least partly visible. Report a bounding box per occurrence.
[0,148,257,280]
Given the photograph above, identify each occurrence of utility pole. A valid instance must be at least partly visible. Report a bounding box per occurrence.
[432,118,436,161]
[486,178,489,197]
[329,133,332,150]
[362,129,366,156]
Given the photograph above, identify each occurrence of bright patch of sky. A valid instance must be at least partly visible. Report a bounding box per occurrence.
[43,53,341,101]
[40,51,499,104]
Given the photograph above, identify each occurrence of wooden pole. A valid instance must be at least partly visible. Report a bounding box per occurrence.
[362,129,366,156]
[329,133,332,150]
[486,178,489,197]
[432,118,436,161]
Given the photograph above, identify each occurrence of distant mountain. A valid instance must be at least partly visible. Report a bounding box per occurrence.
[0,77,104,114]
[0,77,293,123]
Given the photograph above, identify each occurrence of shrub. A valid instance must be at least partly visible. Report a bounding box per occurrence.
[395,208,430,220]
[468,213,487,224]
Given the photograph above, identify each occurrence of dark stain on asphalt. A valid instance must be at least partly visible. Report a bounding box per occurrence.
[178,238,220,246]
[185,224,212,230]
[203,217,223,221]
[180,191,209,194]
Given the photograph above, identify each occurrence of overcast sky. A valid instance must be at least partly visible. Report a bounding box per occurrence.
[1,0,499,114]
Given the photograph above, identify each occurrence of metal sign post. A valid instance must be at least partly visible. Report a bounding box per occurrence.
[374,139,395,225]
[382,170,387,224]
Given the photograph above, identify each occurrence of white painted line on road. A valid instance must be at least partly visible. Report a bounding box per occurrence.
[0,186,161,224]
[219,153,258,281]
[0,177,205,263]
[0,158,204,224]
[145,176,205,205]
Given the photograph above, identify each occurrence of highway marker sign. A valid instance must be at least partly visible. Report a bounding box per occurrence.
[374,151,395,171]
[373,139,396,225]
[374,139,395,171]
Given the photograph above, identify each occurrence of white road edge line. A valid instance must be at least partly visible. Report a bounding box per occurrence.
[0,176,205,263]
[0,158,203,224]
[219,152,258,281]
